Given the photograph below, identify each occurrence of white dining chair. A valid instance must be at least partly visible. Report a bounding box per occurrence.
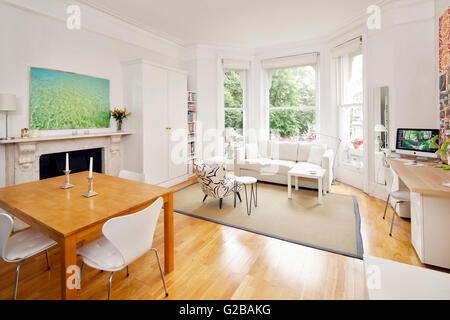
[77,197,167,300]
[118,170,146,183]
[0,213,56,300]
[382,166,411,236]
[0,208,30,232]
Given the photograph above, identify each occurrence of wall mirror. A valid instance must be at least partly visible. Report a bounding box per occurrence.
[373,86,389,185]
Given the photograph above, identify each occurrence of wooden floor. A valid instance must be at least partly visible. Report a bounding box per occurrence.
[0,178,447,300]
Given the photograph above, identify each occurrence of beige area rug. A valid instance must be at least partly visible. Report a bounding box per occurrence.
[174,182,363,259]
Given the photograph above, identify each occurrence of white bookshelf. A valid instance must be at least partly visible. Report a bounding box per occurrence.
[187,91,197,175]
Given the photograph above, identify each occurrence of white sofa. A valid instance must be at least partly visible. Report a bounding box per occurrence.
[234,140,334,192]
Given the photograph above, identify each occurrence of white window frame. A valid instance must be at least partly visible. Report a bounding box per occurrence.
[336,53,364,170]
[267,64,319,139]
[223,69,247,136]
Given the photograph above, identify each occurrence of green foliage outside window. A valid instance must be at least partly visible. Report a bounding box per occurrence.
[224,71,244,134]
[223,67,317,139]
[269,67,316,139]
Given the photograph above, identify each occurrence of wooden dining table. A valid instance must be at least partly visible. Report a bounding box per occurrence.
[0,171,174,300]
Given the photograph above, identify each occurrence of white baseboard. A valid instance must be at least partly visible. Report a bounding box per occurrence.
[158,174,193,188]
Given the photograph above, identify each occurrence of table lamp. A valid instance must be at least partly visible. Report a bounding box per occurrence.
[223,127,238,159]
[0,94,17,140]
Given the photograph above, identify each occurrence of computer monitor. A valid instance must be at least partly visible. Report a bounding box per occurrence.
[395,128,439,159]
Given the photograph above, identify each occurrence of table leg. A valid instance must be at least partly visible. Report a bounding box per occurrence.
[255,182,257,208]
[288,174,292,199]
[295,176,298,190]
[60,236,78,300]
[318,177,323,205]
[234,181,237,208]
[164,193,174,274]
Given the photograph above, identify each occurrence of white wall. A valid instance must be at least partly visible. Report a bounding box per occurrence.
[0,0,184,187]
[363,0,438,198]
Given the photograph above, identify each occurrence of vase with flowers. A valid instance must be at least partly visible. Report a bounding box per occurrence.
[110,108,131,131]
[352,138,363,149]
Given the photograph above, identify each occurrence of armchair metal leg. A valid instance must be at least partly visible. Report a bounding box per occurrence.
[219,198,223,209]
[237,192,242,202]
[383,194,391,220]
[151,248,168,297]
[12,261,23,300]
[108,272,114,300]
[202,195,208,202]
[389,202,398,237]
[45,249,50,270]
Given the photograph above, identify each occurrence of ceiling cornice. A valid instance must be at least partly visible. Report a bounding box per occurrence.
[77,0,187,46]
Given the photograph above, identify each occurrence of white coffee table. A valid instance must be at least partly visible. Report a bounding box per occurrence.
[288,167,326,204]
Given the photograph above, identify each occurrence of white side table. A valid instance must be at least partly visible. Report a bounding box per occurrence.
[288,167,326,204]
[235,176,257,215]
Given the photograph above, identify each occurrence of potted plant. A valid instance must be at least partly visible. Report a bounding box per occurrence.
[430,135,449,165]
[352,138,363,149]
[110,108,131,131]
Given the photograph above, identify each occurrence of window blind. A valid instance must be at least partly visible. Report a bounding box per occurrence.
[222,59,251,70]
[261,52,318,70]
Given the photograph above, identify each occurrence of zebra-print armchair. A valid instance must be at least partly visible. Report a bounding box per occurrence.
[195,161,243,209]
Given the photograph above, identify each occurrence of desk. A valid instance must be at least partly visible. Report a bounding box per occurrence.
[364,255,450,299]
[387,158,450,269]
[0,172,174,300]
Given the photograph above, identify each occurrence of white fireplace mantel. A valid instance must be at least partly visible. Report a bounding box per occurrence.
[2,132,131,186]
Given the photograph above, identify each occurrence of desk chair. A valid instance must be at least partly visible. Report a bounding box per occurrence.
[77,197,167,300]
[382,166,411,236]
[0,213,56,300]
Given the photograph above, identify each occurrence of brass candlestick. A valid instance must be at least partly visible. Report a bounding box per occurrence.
[60,170,74,189]
[82,176,98,198]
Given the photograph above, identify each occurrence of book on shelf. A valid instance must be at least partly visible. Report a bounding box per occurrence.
[188,92,197,103]
[187,112,196,122]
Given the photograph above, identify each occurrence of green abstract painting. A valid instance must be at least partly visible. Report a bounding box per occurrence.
[30,67,110,129]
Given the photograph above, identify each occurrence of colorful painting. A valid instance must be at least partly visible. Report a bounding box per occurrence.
[30,67,110,129]
[439,10,449,74]
[439,9,450,150]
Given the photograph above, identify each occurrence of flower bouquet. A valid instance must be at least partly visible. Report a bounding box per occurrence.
[352,138,363,149]
[110,108,131,131]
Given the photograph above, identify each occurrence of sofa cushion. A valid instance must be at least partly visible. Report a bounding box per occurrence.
[293,161,323,171]
[297,142,327,162]
[258,140,271,158]
[261,160,296,175]
[246,143,258,159]
[308,145,326,166]
[297,142,312,162]
[271,141,298,161]
[240,158,272,172]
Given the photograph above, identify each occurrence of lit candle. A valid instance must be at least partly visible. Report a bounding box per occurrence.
[65,153,69,171]
[89,157,93,178]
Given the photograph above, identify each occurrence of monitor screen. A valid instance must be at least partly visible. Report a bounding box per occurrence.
[396,128,439,154]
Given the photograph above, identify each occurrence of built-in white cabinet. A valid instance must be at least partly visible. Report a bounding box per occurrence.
[123,60,188,186]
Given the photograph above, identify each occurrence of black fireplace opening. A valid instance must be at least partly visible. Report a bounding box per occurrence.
[39,148,103,180]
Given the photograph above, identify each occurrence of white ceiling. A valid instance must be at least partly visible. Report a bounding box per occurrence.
[80,0,381,48]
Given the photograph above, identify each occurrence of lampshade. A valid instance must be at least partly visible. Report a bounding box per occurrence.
[0,94,17,112]
[223,127,238,138]
[374,124,387,132]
